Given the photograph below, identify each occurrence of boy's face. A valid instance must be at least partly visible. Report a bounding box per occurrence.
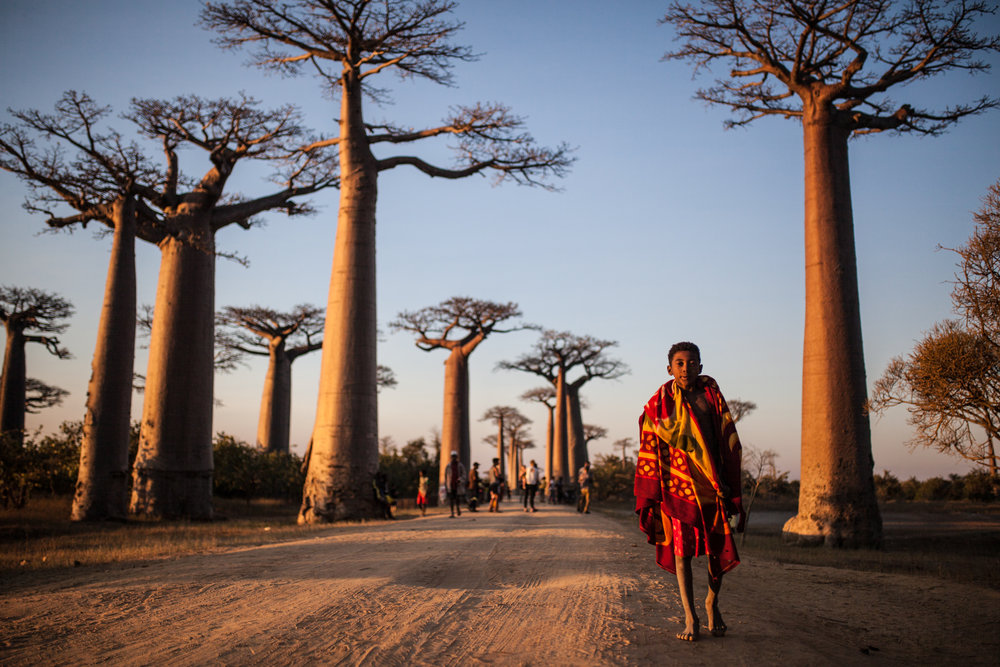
[668,350,702,390]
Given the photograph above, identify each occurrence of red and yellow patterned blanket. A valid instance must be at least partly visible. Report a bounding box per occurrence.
[634,376,745,578]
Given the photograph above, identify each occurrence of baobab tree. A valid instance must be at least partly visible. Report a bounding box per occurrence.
[124,94,337,519]
[391,297,529,484]
[480,405,522,482]
[0,286,72,446]
[499,330,627,481]
[521,386,555,480]
[583,424,608,453]
[661,0,1000,547]
[0,92,164,520]
[202,0,573,523]
[481,405,531,494]
[217,305,325,454]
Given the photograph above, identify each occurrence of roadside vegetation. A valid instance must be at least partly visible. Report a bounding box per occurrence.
[2,427,996,588]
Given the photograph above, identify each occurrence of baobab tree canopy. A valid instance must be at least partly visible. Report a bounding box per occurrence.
[662,0,1000,135]
[662,0,999,549]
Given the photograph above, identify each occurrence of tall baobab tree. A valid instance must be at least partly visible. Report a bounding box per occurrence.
[0,92,165,520]
[217,305,325,454]
[125,94,337,519]
[203,0,573,523]
[392,297,529,484]
[499,330,627,481]
[480,405,520,482]
[661,0,999,548]
[521,386,555,480]
[0,286,72,445]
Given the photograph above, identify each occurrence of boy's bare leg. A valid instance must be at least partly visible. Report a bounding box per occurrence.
[706,572,726,636]
[674,556,699,641]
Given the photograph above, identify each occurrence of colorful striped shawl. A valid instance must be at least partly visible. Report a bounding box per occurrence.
[634,376,745,578]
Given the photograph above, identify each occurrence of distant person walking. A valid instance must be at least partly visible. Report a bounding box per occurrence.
[416,470,429,517]
[444,452,466,518]
[488,458,504,513]
[468,461,482,511]
[523,460,539,512]
[577,461,592,514]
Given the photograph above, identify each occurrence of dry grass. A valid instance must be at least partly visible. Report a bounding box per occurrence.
[0,496,419,575]
[5,496,999,590]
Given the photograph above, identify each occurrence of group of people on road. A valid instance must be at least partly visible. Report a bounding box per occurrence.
[412,455,595,517]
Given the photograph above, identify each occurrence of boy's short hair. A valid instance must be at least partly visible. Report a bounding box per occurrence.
[668,341,701,364]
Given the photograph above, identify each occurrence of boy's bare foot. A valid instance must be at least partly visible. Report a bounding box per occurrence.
[707,604,726,637]
[676,616,700,642]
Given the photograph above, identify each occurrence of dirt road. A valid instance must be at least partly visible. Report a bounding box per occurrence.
[2,504,997,665]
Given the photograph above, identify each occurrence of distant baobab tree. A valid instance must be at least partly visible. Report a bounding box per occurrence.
[203,0,573,523]
[727,399,757,424]
[0,286,72,446]
[391,297,530,484]
[583,424,607,452]
[217,305,325,454]
[521,386,555,480]
[480,405,531,490]
[499,330,627,481]
[661,0,1000,548]
[0,92,164,521]
[124,94,337,520]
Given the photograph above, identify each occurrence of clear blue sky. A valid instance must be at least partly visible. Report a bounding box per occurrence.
[2,0,998,480]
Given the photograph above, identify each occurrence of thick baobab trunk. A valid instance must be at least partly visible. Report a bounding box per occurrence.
[130,225,216,520]
[567,384,586,473]
[0,328,27,443]
[300,74,379,523]
[257,341,292,454]
[508,435,518,491]
[496,419,504,479]
[544,404,554,485]
[73,197,136,521]
[552,371,569,485]
[439,349,470,485]
[782,106,882,548]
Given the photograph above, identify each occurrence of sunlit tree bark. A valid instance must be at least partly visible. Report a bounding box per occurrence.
[203,0,572,522]
[661,0,999,547]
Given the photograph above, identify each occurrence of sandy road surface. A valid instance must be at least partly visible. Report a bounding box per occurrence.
[2,504,998,666]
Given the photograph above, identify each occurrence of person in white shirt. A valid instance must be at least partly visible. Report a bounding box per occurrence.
[523,460,540,512]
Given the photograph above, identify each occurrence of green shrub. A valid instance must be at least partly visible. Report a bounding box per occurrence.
[212,433,304,501]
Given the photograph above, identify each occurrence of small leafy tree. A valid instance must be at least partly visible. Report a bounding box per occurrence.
[871,181,1000,478]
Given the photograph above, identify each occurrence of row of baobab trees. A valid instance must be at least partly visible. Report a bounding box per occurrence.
[0,284,624,512]
[2,0,999,550]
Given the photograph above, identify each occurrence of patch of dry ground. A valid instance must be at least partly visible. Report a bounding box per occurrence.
[1,504,997,665]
